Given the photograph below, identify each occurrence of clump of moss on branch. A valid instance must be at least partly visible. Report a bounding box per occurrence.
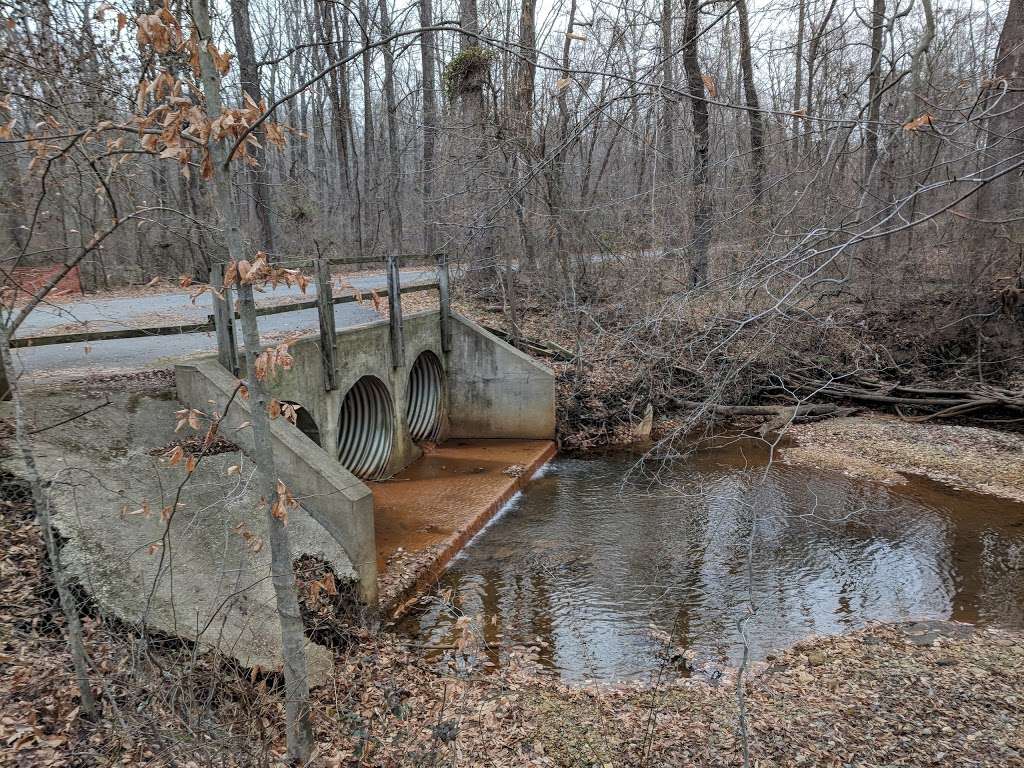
[442,46,497,100]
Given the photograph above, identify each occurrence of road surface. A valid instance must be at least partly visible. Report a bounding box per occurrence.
[11,270,433,383]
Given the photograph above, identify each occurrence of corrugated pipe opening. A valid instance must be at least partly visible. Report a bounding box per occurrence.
[406,351,444,442]
[282,401,321,446]
[337,376,394,480]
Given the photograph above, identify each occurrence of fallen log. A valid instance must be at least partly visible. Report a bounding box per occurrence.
[672,400,844,417]
[670,399,856,434]
[780,375,1024,421]
[481,324,574,362]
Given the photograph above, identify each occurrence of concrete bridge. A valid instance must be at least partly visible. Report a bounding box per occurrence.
[176,309,556,603]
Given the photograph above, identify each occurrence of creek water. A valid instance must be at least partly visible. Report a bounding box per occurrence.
[398,440,1024,682]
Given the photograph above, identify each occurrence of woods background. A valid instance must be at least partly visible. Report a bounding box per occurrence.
[2,0,1021,295]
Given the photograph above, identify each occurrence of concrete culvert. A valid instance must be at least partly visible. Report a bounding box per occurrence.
[337,376,394,480]
[406,351,444,442]
[282,402,321,446]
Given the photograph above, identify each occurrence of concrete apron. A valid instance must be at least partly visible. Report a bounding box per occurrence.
[176,310,557,609]
[373,438,557,610]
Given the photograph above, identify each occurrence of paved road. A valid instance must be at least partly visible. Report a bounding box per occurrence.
[12,270,433,382]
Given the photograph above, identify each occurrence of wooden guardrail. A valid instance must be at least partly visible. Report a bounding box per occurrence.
[10,280,438,349]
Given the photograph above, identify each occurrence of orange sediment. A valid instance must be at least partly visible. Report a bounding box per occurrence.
[371,439,556,604]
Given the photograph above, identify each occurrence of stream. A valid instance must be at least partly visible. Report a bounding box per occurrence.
[399,439,1024,682]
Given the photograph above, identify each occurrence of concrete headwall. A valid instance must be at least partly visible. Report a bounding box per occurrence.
[240,309,555,466]
[176,359,378,602]
[446,314,557,439]
[252,311,448,477]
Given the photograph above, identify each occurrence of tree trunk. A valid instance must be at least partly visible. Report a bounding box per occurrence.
[976,0,1024,252]
[419,0,439,254]
[804,0,839,156]
[229,0,275,253]
[457,0,497,280]
[0,148,27,253]
[659,0,676,180]
[505,0,539,340]
[736,0,766,207]
[192,0,313,762]
[545,0,577,291]
[863,0,886,188]
[318,0,357,249]
[339,1,366,253]
[658,0,676,249]
[791,0,806,162]
[359,0,378,253]
[379,0,404,251]
[682,0,712,284]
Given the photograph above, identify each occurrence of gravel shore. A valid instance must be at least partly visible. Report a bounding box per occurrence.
[782,415,1024,502]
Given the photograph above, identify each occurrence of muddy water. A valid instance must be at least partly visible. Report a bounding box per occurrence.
[399,441,1024,682]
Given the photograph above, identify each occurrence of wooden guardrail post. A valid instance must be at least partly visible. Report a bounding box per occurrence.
[314,257,337,390]
[210,263,238,374]
[386,253,404,367]
[436,251,452,353]
[0,350,10,401]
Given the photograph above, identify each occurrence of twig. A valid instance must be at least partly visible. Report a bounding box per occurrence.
[28,399,112,435]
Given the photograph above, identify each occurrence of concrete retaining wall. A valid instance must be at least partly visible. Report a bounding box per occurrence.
[446,314,557,439]
[176,360,378,602]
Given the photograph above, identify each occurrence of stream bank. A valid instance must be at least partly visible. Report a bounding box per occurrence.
[4,494,1022,768]
[782,414,1024,503]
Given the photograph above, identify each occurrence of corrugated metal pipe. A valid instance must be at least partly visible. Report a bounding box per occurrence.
[406,351,444,442]
[337,376,394,479]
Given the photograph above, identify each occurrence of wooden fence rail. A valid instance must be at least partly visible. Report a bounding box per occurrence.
[10,280,438,349]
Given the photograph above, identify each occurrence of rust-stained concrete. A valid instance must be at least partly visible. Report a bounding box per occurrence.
[372,439,556,600]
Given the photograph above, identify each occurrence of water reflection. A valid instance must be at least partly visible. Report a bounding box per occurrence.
[400,444,1024,682]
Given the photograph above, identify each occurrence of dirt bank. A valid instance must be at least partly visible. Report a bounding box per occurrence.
[782,414,1024,503]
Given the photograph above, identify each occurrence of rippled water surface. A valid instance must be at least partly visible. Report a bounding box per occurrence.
[399,442,1024,682]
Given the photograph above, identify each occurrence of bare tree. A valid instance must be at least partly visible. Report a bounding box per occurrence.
[977,0,1024,251]
[419,0,439,254]
[863,0,886,188]
[230,0,276,253]
[682,0,713,284]
[191,0,313,761]
[736,0,767,209]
